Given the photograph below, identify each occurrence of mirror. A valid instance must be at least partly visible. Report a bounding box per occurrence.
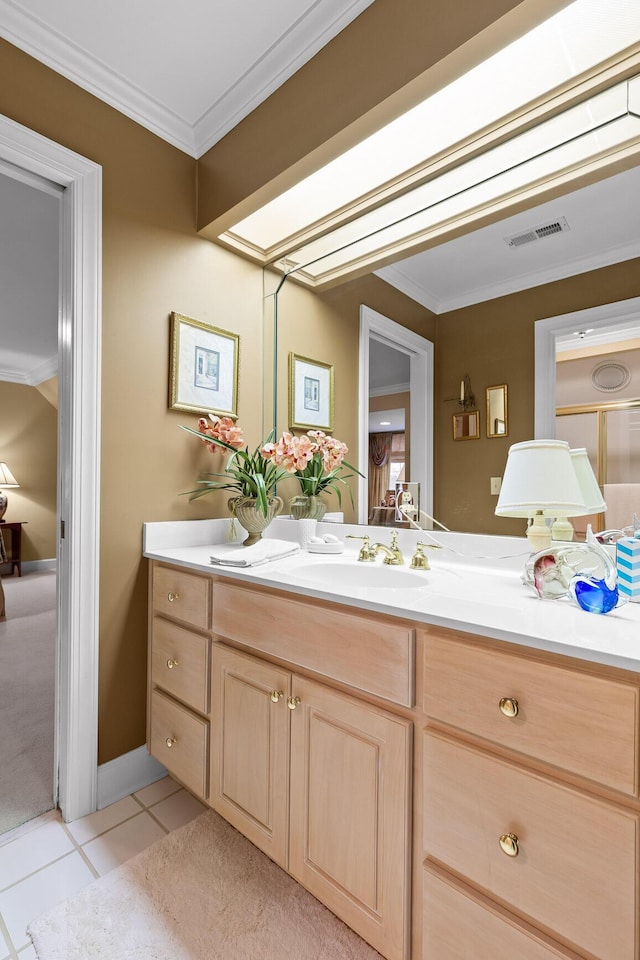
[453,411,480,441]
[486,385,508,438]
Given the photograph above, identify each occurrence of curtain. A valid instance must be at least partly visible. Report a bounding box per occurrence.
[368,433,392,515]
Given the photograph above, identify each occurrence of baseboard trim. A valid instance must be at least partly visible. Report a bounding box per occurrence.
[97,746,167,810]
[22,558,57,573]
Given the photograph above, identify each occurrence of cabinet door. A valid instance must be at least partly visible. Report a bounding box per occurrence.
[289,676,412,960]
[211,643,290,868]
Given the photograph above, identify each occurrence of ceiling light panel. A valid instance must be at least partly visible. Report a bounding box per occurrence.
[226,0,640,253]
[279,79,640,281]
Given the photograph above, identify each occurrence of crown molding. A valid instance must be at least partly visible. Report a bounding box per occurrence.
[374,263,442,314]
[369,382,411,398]
[0,0,196,154]
[0,0,373,159]
[0,353,57,385]
[377,239,640,315]
[193,0,374,157]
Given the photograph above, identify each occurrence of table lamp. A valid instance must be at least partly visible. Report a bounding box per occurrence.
[0,462,19,522]
[495,440,590,552]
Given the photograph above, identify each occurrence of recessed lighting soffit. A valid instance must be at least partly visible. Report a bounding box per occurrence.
[219,0,640,287]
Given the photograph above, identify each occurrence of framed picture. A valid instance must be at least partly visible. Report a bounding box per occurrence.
[169,312,239,418]
[289,353,334,431]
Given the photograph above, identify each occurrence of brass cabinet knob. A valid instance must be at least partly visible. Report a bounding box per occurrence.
[165,736,177,749]
[287,696,301,710]
[499,697,519,718]
[270,690,284,703]
[166,658,179,670]
[167,591,180,603]
[499,833,520,857]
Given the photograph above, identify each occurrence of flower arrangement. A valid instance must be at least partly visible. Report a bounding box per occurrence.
[261,429,363,507]
[181,416,287,517]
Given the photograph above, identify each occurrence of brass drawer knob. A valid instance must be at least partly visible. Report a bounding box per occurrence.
[499,697,519,718]
[287,696,301,710]
[270,690,284,703]
[166,658,179,670]
[499,833,519,857]
[167,591,180,603]
[165,736,177,749]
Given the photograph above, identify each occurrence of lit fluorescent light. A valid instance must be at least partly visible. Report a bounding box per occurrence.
[279,76,640,283]
[225,0,640,260]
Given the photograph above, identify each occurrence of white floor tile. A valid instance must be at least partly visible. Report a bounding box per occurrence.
[81,811,166,877]
[65,795,141,845]
[0,852,95,951]
[0,818,74,891]
[150,788,207,832]
[133,775,181,808]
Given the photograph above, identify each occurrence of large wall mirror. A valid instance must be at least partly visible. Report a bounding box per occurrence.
[260,23,640,535]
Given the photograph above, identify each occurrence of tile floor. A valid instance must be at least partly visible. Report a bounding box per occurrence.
[0,777,206,959]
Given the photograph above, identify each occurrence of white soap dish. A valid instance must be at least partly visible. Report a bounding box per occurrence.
[306,542,345,554]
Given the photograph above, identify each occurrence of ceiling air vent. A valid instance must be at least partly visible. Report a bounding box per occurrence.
[505,216,570,248]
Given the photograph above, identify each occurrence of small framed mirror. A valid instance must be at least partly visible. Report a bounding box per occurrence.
[453,410,480,440]
[486,384,508,438]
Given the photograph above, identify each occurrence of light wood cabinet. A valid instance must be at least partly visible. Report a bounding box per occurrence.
[420,629,640,960]
[211,643,412,960]
[147,559,640,960]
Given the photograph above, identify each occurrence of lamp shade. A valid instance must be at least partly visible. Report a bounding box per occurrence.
[0,462,19,487]
[570,448,606,514]
[495,439,586,518]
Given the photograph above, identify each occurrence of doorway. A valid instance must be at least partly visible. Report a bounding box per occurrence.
[0,113,102,824]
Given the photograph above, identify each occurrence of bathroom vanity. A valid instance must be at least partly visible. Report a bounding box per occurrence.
[144,519,640,960]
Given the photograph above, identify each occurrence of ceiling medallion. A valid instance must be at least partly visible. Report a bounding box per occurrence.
[591,361,631,393]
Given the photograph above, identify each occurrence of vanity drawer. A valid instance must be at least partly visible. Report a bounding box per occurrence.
[151,618,209,714]
[212,582,414,706]
[423,863,584,960]
[150,689,209,800]
[152,564,210,630]
[423,731,638,960]
[423,633,639,794]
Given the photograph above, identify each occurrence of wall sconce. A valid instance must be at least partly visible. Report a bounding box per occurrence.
[0,462,20,522]
[458,374,475,411]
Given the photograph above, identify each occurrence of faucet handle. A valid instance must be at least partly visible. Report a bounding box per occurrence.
[410,540,443,570]
[346,534,376,562]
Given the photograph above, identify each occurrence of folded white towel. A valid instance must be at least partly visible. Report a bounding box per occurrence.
[210,539,299,568]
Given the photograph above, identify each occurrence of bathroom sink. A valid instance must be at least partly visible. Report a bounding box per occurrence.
[284,560,435,590]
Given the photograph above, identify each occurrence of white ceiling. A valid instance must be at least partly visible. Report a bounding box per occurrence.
[0,0,374,157]
[376,162,640,315]
[0,167,60,385]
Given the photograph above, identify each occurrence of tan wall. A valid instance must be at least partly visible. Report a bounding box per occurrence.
[434,257,640,535]
[369,392,411,486]
[0,39,265,764]
[0,382,57,562]
[35,376,59,410]
[197,0,563,233]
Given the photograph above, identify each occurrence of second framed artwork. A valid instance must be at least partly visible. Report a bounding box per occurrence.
[289,353,334,431]
[169,312,239,418]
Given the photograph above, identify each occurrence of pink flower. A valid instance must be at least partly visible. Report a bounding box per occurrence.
[198,415,245,451]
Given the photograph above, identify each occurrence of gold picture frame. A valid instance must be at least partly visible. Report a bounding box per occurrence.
[169,312,239,418]
[289,353,334,431]
[486,384,508,438]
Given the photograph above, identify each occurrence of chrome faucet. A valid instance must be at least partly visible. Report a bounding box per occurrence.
[371,530,404,566]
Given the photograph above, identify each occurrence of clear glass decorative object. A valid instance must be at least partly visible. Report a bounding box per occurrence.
[523,527,621,614]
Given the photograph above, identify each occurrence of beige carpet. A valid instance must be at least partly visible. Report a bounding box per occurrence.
[0,570,56,835]
[28,809,383,959]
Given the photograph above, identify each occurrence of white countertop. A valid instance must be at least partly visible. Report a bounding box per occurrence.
[143,518,640,673]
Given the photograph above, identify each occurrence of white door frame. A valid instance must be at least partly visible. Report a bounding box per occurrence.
[535,296,640,439]
[0,114,102,822]
[358,305,434,524]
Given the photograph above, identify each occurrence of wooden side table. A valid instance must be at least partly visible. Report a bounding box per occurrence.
[0,521,26,577]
